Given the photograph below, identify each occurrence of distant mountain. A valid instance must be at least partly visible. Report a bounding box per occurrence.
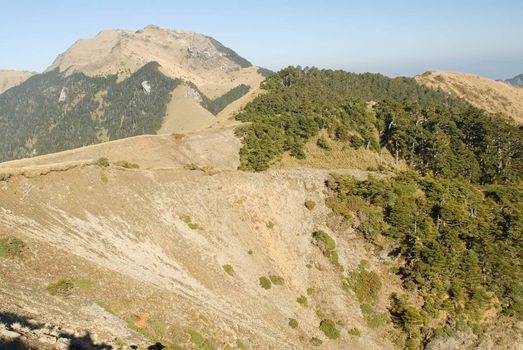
[505,73,523,87]
[0,25,266,162]
[0,69,34,93]
[416,70,523,124]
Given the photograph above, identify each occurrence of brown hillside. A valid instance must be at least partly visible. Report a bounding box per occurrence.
[0,69,34,93]
[416,70,523,124]
[0,127,403,349]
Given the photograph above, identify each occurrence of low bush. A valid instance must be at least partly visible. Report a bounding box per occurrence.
[97,157,110,167]
[316,136,331,150]
[113,160,139,169]
[259,276,271,289]
[305,200,316,210]
[47,278,74,296]
[222,264,235,276]
[346,262,382,304]
[319,319,340,340]
[288,318,298,329]
[180,215,200,230]
[348,327,361,336]
[297,295,308,307]
[0,236,25,258]
[269,274,284,285]
[361,304,388,328]
[310,337,323,346]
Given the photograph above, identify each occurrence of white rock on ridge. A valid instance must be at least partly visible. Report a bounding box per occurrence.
[141,81,151,94]
[59,87,67,102]
[0,329,21,339]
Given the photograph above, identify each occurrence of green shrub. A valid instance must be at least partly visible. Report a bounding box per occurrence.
[266,221,274,229]
[269,274,284,285]
[189,330,213,350]
[223,264,235,276]
[325,196,353,220]
[319,319,340,340]
[0,236,25,258]
[307,287,315,296]
[97,157,110,167]
[259,276,271,289]
[100,172,108,183]
[348,327,361,336]
[297,295,308,307]
[346,263,382,304]
[312,230,336,253]
[316,136,331,150]
[113,160,139,169]
[47,278,74,296]
[288,318,298,329]
[360,304,388,328]
[180,215,200,230]
[310,337,323,346]
[305,200,316,210]
[312,230,342,268]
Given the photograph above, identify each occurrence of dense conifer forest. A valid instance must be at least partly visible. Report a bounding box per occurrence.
[0,62,179,161]
[235,66,523,184]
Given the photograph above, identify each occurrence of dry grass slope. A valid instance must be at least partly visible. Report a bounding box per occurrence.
[416,70,523,124]
[0,69,34,93]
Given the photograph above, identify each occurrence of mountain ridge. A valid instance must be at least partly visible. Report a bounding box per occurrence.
[0,69,35,93]
[505,73,523,87]
[416,70,523,124]
[0,25,265,162]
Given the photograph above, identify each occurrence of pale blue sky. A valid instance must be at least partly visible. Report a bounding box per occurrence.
[1,0,522,79]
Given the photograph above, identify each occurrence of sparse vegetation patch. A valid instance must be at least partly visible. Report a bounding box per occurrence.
[268,274,284,285]
[319,319,340,340]
[304,200,316,210]
[180,214,201,230]
[47,278,74,296]
[113,160,139,169]
[0,236,25,259]
[296,295,308,307]
[189,330,214,350]
[348,327,361,336]
[259,276,271,289]
[345,262,382,304]
[222,264,235,276]
[288,318,298,329]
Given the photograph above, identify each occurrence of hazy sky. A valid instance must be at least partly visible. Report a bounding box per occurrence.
[1,0,522,79]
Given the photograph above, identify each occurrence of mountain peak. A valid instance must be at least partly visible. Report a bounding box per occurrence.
[46,25,255,98]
